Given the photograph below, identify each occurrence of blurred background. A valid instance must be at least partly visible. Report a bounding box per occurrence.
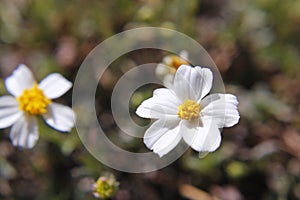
[0,0,300,199]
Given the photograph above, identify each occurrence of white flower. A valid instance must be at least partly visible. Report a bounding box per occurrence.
[0,64,76,148]
[136,65,240,157]
[155,50,189,86]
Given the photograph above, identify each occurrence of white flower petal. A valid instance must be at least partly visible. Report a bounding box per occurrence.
[43,103,75,132]
[136,88,180,119]
[152,88,180,102]
[9,115,38,148]
[200,94,240,128]
[193,67,213,101]
[155,64,175,89]
[39,73,72,99]
[155,63,172,78]
[152,128,182,157]
[144,118,180,149]
[162,74,175,89]
[173,65,213,101]
[181,119,221,152]
[180,119,199,145]
[144,119,182,157]
[179,50,189,60]
[163,56,173,65]
[0,96,22,128]
[203,124,222,152]
[5,64,35,97]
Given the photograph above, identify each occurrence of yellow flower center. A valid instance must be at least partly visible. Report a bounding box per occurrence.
[177,99,200,120]
[93,177,119,199]
[17,83,51,115]
[169,55,189,70]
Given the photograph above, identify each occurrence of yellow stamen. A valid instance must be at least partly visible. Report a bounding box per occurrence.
[177,99,200,120]
[93,176,119,199]
[169,55,189,70]
[17,83,51,115]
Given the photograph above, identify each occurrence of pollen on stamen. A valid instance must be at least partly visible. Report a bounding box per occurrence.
[177,99,201,120]
[17,83,51,115]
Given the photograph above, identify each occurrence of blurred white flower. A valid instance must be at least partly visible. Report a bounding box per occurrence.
[137,65,240,157]
[0,64,76,148]
[155,50,190,86]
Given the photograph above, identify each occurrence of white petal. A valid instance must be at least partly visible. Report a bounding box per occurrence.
[144,118,180,149]
[181,119,221,152]
[43,103,75,132]
[173,65,213,101]
[9,115,38,148]
[153,88,179,101]
[162,74,175,89]
[163,55,173,65]
[179,50,189,60]
[200,94,240,128]
[144,119,182,157]
[38,73,72,99]
[136,88,180,119]
[0,96,22,128]
[155,63,172,78]
[5,64,35,97]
